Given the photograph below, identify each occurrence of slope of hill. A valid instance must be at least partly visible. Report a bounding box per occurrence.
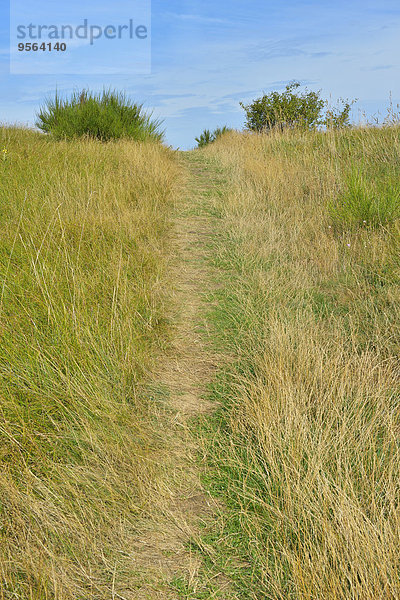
[0,127,180,597]
[194,126,400,599]
[1,124,399,599]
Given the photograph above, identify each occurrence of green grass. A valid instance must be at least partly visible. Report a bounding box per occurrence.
[329,168,400,229]
[195,126,233,148]
[0,126,179,598]
[2,121,400,599]
[178,128,400,599]
[36,89,164,142]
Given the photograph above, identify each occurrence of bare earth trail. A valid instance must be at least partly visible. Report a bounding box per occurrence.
[131,152,229,598]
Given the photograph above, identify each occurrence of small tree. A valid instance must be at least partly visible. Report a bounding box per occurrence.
[240,82,325,132]
[240,82,355,132]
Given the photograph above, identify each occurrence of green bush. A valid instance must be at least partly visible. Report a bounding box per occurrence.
[325,99,355,129]
[36,89,164,142]
[240,82,354,132]
[329,169,400,229]
[195,126,232,148]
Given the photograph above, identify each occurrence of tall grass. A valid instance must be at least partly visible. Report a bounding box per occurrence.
[36,89,164,142]
[330,168,400,229]
[0,127,179,598]
[200,126,400,598]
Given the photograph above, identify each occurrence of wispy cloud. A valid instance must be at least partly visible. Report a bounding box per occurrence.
[164,12,234,25]
[361,64,395,72]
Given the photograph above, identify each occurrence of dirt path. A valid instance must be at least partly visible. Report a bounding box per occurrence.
[131,152,226,598]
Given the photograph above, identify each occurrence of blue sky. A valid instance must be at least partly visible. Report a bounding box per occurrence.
[1,0,400,148]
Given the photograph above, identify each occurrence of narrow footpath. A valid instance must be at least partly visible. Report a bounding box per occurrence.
[132,153,229,599]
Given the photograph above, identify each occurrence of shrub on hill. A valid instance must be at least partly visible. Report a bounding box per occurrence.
[240,81,354,132]
[36,89,164,142]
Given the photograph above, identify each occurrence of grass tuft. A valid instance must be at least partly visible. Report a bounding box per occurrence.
[36,89,164,142]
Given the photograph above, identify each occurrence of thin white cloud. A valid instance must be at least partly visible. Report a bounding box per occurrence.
[165,12,233,25]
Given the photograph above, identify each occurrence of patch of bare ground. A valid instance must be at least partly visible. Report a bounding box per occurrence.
[129,153,229,599]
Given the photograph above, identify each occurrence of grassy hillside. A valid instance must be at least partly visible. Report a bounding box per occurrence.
[0,128,179,598]
[1,122,399,599]
[198,126,400,599]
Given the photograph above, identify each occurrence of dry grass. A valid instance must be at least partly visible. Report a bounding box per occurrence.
[201,127,400,598]
[2,122,400,599]
[0,127,180,598]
